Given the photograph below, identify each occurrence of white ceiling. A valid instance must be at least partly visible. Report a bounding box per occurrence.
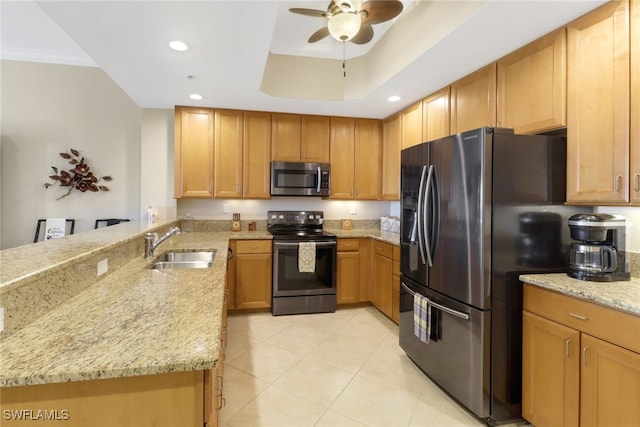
[1,0,607,119]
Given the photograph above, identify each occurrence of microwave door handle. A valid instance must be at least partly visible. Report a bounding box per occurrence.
[316,166,322,193]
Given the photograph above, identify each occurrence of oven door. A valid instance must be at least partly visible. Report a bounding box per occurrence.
[272,239,336,296]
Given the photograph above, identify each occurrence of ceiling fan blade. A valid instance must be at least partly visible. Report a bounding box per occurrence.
[361,0,403,25]
[289,8,328,18]
[308,27,331,43]
[350,24,374,44]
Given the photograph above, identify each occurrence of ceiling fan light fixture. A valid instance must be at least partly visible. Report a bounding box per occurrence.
[327,11,361,42]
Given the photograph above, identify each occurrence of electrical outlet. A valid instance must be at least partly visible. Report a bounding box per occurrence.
[350,204,357,215]
[223,203,230,214]
[97,258,108,277]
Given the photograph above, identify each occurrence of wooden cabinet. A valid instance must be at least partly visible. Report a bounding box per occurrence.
[243,111,272,199]
[233,240,272,310]
[381,113,401,200]
[174,106,215,198]
[271,113,330,163]
[497,28,567,134]
[422,86,451,142]
[214,109,243,198]
[450,63,497,134]
[566,0,630,204]
[631,0,640,203]
[371,240,393,318]
[337,239,361,304]
[330,118,382,200]
[226,241,236,309]
[522,283,640,427]
[391,245,400,324]
[401,101,423,149]
[205,293,228,427]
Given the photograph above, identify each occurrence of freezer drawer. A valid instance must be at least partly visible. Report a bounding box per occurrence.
[399,277,490,419]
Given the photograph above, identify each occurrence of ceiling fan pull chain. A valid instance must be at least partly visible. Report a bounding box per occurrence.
[343,41,347,77]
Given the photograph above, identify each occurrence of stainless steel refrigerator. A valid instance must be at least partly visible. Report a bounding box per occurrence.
[399,127,588,425]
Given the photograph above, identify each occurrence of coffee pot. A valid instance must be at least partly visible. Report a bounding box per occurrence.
[567,213,630,282]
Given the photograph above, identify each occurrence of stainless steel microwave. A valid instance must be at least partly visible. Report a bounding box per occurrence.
[270,161,330,197]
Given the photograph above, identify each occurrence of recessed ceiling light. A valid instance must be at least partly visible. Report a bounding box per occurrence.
[388,95,401,102]
[169,41,188,52]
[189,94,203,100]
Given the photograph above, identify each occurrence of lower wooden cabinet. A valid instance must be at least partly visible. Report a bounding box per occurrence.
[371,240,393,319]
[391,245,400,324]
[233,240,272,310]
[522,284,640,427]
[337,238,361,304]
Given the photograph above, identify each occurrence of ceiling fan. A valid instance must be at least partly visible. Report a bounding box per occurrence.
[289,0,404,45]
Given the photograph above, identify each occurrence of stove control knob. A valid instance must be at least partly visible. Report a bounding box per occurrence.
[271,214,277,219]
[279,215,284,219]
[308,214,315,220]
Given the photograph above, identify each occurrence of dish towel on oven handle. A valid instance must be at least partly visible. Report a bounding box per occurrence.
[413,291,431,344]
[298,241,316,273]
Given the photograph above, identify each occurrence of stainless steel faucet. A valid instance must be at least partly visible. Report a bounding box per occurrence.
[145,227,181,258]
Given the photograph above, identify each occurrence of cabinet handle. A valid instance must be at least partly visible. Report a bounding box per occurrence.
[614,175,622,192]
[568,312,589,321]
[565,339,572,358]
[634,174,640,192]
[583,346,590,366]
[224,288,229,304]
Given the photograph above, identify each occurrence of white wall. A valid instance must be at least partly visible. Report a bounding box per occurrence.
[597,206,640,252]
[0,60,141,249]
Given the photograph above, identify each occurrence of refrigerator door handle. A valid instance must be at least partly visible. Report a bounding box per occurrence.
[401,282,470,321]
[416,165,428,265]
[429,165,440,262]
[423,165,435,266]
[409,211,418,243]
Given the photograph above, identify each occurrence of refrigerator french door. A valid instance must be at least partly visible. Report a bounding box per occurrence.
[400,127,587,425]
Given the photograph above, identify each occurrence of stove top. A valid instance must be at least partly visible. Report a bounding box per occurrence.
[267,210,334,239]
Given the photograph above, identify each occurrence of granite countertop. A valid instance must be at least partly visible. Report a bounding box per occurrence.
[0,231,271,388]
[328,229,400,246]
[520,273,640,317]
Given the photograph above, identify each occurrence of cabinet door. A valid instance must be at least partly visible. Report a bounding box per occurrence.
[214,109,243,198]
[401,101,423,149]
[301,115,331,163]
[330,117,355,199]
[522,311,580,427]
[450,63,497,134]
[581,334,640,427]
[422,86,451,142]
[354,118,382,200]
[271,113,301,162]
[337,251,360,304]
[372,253,392,318]
[631,0,640,203]
[566,0,630,203]
[243,111,272,199]
[235,253,272,309]
[174,107,215,198]
[381,113,401,200]
[497,28,567,134]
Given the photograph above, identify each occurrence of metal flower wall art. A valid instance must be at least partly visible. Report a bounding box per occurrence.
[44,148,113,200]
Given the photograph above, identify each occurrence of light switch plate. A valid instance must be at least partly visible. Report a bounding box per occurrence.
[97,258,108,277]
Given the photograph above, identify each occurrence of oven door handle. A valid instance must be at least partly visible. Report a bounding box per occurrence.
[401,282,470,321]
[274,241,337,247]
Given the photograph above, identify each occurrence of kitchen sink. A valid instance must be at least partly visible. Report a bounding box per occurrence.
[149,250,216,269]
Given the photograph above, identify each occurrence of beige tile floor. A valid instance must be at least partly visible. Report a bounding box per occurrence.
[221,305,527,427]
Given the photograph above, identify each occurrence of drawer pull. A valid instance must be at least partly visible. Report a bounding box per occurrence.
[566,339,572,358]
[568,312,589,321]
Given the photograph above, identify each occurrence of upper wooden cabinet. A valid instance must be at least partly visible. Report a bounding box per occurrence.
[631,0,640,203]
[401,101,423,149]
[566,0,630,204]
[214,109,243,198]
[381,113,401,200]
[243,111,272,199]
[497,28,567,134]
[422,86,451,142]
[450,63,497,134]
[330,118,382,200]
[271,113,330,163]
[174,106,215,198]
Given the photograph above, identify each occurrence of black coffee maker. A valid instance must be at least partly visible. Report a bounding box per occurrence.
[567,213,630,282]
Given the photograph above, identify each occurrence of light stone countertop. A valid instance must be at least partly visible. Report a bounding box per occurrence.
[0,225,396,388]
[0,230,270,388]
[520,273,640,316]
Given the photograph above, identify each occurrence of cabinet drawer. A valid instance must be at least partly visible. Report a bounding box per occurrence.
[337,239,360,252]
[235,240,271,254]
[523,284,640,354]
[372,240,393,259]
